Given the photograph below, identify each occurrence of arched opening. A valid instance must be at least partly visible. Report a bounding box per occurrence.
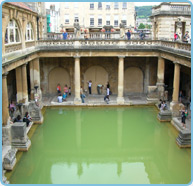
[48,67,70,94]
[25,22,34,41]
[124,67,143,95]
[5,19,21,44]
[84,66,108,94]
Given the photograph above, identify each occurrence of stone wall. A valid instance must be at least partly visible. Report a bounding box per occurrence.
[40,57,158,96]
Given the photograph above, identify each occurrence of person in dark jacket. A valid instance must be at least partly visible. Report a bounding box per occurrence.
[126,30,131,40]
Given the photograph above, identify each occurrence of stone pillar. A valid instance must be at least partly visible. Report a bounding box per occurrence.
[156,57,165,99]
[16,66,23,103]
[2,73,9,125]
[170,62,181,114]
[74,56,81,104]
[172,62,181,102]
[29,61,34,100]
[21,64,28,103]
[117,56,125,104]
[30,58,41,101]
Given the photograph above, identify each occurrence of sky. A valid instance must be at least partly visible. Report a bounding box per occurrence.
[45,2,161,10]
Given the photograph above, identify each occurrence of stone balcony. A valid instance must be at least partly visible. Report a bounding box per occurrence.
[151,3,191,16]
[2,33,191,67]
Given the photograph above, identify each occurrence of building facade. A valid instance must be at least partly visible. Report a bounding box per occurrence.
[150,2,191,41]
[59,2,135,31]
[46,4,60,33]
[2,2,191,125]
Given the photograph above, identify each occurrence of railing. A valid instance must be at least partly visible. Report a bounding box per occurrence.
[43,32,152,40]
[152,5,191,15]
[37,39,191,54]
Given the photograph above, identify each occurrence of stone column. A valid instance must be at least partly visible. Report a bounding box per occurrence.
[156,57,165,99]
[170,62,181,114]
[117,56,125,104]
[21,64,28,103]
[33,58,41,100]
[172,62,181,102]
[16,66,23,103]
[2,73,9,125]
[29,61,34,100]
[74,56,81,104]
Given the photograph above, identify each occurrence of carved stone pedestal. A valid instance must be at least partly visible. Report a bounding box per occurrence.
[11,122,31,151]
[157,110,172,122]
[3,148,17,170]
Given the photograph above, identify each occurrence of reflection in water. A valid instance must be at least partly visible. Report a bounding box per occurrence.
[10,107,191,184]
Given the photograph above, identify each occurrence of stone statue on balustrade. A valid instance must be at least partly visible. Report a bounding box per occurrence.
[74,19,81,38]
[176,17,182,40]
[119,21,125,38]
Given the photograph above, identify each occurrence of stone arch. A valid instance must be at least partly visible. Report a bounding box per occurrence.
[4,19,23,43]
[124,67,143,94]
[48,67,70,94]
[84,66,108,94]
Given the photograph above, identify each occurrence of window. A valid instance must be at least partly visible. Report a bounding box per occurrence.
[64,2,69,9]
[90,3,94,9]
[65,14,69,24]
[114,15,118,27]
[106,15,110,25]
[74,14,79,22]
[122,15,127,26]
[98,2,102,10]
[114,2,119,9]
[98,15,102,26]
[5,19,20,44]
[25,22,34,41]
[106,2,110,10]
[122,2,127,9]
[90,15,94,26]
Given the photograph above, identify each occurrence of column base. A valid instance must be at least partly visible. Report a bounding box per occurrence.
[74,97,82,105]
[156,82,165,100]
[117,97,125,105]
[170,101,184,117]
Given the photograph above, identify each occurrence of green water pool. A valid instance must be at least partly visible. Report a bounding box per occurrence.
[9,107,191,184]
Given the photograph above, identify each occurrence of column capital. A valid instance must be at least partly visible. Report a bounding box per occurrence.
[2,72,8,78]
[173,61,181,67]
[118,56,125,59]
[74,56,81,59]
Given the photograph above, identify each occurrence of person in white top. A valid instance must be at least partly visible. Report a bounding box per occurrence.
[88,80,92,94]
[58,94,63,103]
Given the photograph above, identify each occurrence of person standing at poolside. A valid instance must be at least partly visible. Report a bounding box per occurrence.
[88,80,92,94]
[64,85,68,97]
[57,84,61,95]
[80,86,86,103]
[180,106,188,129]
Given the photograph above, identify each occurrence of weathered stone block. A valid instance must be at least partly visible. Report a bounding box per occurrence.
[3,148,17,170]
[11,122,31,151]
[157,110,172,121]
[176,130,191,148]
[28,102,43,123]
[2,125,11,146]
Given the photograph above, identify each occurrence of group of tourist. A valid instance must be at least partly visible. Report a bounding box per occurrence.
[10,112,32,127]
[158,99,168,111]
[174,31,190,43]
[57,84,71,103]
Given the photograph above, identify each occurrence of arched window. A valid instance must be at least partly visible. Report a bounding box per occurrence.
[5,20,20,44]
[25,22,34,41]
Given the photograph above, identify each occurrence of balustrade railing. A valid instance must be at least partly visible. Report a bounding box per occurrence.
[37,39,191,53]
[152,4,191,15]
[42,32,152,40]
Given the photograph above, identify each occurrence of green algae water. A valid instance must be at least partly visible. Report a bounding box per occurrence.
[9,107,191,184]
